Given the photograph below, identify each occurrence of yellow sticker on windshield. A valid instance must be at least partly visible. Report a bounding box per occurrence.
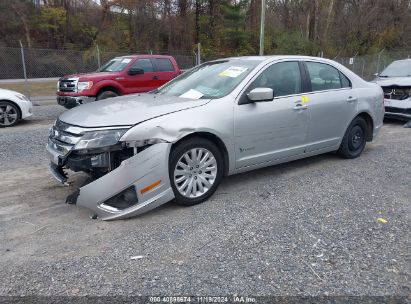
[219,66,248,78]
[301,96,309,104]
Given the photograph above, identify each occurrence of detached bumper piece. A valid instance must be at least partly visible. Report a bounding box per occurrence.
[49,163,69,185]
[64,143,174,220]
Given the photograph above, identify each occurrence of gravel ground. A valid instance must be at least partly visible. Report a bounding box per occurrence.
[0,105,65,169]
[0,104,410,298]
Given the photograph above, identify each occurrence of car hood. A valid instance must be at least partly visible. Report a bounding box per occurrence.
[59,94,211,128]
[0,88,20,96]
[375,77,411,87]
[60,72,115,81]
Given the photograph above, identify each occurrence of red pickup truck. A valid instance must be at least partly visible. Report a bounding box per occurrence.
[57,54,181,108]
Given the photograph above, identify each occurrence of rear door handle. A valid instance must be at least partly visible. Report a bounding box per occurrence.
[152,75,158,80]
[346,96,358,103]
[293,104,308,110]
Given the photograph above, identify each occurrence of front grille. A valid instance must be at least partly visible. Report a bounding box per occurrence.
[382,86,411,100]
[48,137,74,155]
[58,79,77,92]
[51,128,82,145]
[49,120,83,155]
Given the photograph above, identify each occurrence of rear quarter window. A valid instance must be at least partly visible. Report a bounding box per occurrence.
[154,58,175,72]
[339,72,351,88]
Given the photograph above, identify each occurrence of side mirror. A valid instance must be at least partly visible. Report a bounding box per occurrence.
[247,88,274,102]
[128,68,144,76]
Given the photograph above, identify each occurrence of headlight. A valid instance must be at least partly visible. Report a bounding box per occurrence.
[77,81,93,92]
[15,94,29,101]
[74,129,128,150]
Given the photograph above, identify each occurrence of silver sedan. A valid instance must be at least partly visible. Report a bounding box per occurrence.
[47,56,384,220]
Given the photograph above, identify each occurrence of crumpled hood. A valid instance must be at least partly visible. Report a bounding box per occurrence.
[59,94,210,128]
[375,77,411,87]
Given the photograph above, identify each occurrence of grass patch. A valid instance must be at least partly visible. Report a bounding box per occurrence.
[0,81,57,97]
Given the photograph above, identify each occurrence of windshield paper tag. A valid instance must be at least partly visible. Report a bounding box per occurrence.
[179,89,204,99]
[219,66,248,78]
[122,58,131,64]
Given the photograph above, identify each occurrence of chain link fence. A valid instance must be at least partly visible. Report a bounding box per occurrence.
[0,44,410,100]
[334,50,411,81]
[1,45,409,81]
[0,45,197,80]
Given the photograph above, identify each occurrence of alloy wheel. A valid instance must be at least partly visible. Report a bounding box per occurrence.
[173,147,218,198]
[0,104,18,126]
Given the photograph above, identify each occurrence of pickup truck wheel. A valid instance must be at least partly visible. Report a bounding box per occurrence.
[0,101,20,127]
[169,138,224,206]
[96,90,118,101]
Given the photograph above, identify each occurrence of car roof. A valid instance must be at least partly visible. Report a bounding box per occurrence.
[217,55,336,62]
[114,54,173,59]
[391,58,411,63]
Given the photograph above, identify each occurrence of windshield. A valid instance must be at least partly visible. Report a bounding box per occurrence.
[98,57,133,72]
[380,60,411,77]
[154,59,261,99]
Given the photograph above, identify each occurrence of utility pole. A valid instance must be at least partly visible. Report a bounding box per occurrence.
[19,40,29,98]
[259,0,266,56]
[96,44,101,68]
[197,43,201,65]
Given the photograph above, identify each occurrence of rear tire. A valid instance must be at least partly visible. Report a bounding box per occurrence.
[169,137,224,206]
[96,90,118,101]
[338,116,367,159]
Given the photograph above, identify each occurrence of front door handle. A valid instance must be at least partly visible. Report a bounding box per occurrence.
[293,104,308,110]
[152,75,158,80]
[346,96,358,103]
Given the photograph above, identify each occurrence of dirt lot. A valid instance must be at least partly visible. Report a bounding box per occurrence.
[0,103,410,297]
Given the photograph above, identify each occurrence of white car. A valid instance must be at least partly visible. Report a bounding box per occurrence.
[375,59,411,121]
[0,88,33,127]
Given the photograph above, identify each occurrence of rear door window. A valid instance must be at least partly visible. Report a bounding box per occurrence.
[131,59,154,72]
[305,62,351,91]
[153,58,175,72]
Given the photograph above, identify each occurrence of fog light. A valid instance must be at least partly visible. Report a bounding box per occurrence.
[100,185,138,210]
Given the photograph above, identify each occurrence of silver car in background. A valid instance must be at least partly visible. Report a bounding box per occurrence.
[47,56,384,220]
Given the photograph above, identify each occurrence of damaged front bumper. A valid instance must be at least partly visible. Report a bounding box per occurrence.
[383,90,411,121]
[384,96,411,120]
[47,137,175,220]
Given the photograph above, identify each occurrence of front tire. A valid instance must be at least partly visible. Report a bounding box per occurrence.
[96,90,118,101]
[338,116,367,159]
[169,137,224,206]
[0,101,20,127]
